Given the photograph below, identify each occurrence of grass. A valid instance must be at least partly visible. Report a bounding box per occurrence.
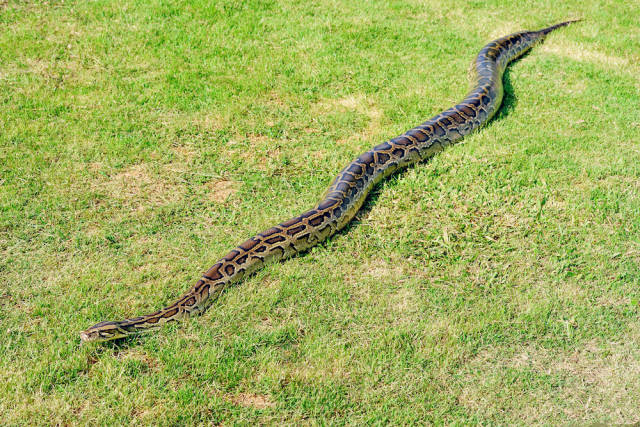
[1,0,639,424]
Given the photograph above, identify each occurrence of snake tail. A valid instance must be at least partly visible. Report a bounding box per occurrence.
[81,20,579,342]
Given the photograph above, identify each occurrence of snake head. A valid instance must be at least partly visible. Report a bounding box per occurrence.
[80,321,129,343]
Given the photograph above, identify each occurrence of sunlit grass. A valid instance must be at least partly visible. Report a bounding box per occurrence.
[1,0,639,424]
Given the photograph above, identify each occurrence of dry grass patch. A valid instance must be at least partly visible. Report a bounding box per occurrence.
[540,40,639,75]
[236,133,279,171]
[207,180,238,203]
[315,95,384,145]
[363,258,405,281]
[389,286,419,320]
[231,392,274,409]
[460,334,640,423]
[486,22,529,40]
[170,143,198,161]
[98,164,186,208]
[117,349,161,373]
[273,355,353,383]
[190,113,223,133]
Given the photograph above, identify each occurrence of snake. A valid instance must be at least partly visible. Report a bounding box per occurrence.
[81,20,579,342]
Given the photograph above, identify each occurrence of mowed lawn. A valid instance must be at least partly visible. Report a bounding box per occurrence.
[1,0,639,424]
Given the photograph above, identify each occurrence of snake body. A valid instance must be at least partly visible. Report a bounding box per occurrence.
[81,21,578,342]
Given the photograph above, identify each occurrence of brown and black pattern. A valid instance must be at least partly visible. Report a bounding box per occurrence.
[80,20,579,342]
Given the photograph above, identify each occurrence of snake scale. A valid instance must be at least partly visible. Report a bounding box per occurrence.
[81,20,578,342]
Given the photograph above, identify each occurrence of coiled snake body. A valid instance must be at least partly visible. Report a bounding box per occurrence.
[81,21,578,342]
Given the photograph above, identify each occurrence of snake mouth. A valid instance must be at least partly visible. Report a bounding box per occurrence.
[80,320,128,342]
[79,330,99,343]
[79,328,108,343]
[80,330,122,343]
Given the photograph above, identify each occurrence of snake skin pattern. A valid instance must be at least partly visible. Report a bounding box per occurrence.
[81,20,578,342]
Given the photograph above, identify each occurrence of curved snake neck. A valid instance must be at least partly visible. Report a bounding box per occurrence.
[81,20,579,342]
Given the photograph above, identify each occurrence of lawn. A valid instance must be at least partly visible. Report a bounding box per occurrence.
[1,0,639,424]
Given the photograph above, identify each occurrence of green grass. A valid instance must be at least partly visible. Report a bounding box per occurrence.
[1,0,639,424]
